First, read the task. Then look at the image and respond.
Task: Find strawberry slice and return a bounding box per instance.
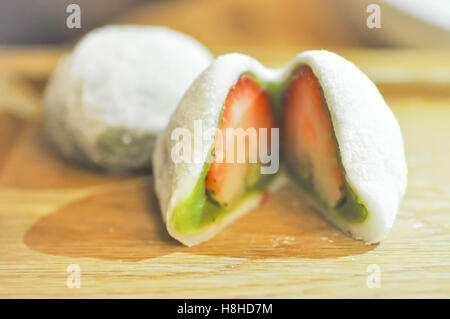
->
[283,66,345,208]
[206,76,276,207]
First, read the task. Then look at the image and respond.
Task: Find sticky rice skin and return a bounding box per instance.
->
[153,50,407,246]
[44,25,213,172]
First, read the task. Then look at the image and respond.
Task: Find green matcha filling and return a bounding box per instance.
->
[286,160,368,223]
[171,160,272,234]
[171,70,368,235]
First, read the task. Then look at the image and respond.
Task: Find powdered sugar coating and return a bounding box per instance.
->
[44,25,212,171]
[153,50,407,246]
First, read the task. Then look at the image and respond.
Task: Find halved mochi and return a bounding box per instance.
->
[153,54,281,246]
[282,51,407,243]
[153,50,407,246]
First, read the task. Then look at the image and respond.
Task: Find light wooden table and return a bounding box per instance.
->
[0,48,449,298]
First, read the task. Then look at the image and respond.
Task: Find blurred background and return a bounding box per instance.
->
[0,0,448,98]
[1,0,450,51]
[1,0,449,113]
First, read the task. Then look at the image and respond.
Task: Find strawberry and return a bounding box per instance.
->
[283,66,345,207]
[206,76,276,207]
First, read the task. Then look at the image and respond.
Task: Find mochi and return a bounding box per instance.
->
[44,25,213,171]
[153,50,407,246]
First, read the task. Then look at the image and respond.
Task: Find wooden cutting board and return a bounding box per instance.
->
[0,48,449,298]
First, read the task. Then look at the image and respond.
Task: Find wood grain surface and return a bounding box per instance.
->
[0,49,449,298]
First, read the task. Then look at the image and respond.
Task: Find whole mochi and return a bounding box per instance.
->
[44,25,213,172]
